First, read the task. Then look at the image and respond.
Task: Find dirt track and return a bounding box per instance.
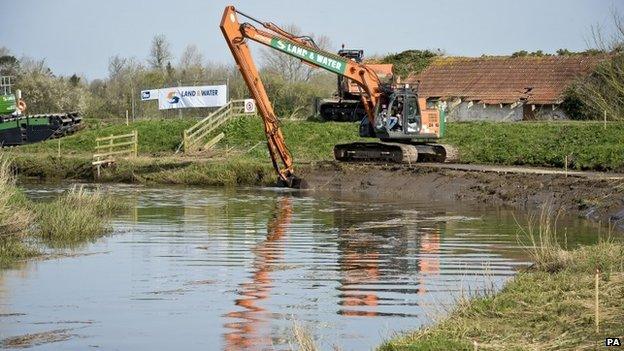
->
[300,162,624,229]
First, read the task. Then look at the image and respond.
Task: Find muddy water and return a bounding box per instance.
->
[0,185,602,350]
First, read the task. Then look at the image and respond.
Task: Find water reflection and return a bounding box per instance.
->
[334,207,445,318]
[0,185,606,350]
[224,196,292,350]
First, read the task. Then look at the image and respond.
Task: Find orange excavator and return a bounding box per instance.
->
[221,6,450,188]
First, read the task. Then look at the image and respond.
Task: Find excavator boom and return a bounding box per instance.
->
[220,6,387,187]
[220,6,450,188]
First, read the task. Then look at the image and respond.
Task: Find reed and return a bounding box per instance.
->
[379,207,624,351]
[34,186,127,247]
[290,320,318,351]
[0,157,38,266]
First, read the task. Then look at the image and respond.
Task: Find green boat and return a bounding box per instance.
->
[0,76,82,147]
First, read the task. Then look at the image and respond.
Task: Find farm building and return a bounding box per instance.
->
[407,56,605,121]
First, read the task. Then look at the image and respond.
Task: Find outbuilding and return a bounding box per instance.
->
[407,56,604,121]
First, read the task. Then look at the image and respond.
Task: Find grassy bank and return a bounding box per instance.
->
[0,159,37,266]
[6,118,624,185]
[447,121,624,171]
[380,215,624,351]
[34,187,127,247]
[0,158,126,267]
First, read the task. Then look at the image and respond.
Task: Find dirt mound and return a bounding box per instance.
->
[300,162,624,230]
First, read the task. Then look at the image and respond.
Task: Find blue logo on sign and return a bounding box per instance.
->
[166,91,180,104]
[142,91,151,99]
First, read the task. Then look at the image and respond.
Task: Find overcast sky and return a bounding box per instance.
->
[1,0,621,79]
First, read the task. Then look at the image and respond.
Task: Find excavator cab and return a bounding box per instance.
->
[371,87,422,140]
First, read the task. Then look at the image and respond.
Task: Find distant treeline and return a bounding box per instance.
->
[1,10,623,121]
[0,32,336,120]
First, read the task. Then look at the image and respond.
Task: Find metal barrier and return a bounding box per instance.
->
[92,130,138,177]
[181,99,255,153]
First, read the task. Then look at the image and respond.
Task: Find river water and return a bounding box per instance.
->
[0,184,602,350]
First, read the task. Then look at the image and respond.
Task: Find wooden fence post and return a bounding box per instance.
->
[134,130,138,157]
[595,268,600,333]
[183,130,188,153]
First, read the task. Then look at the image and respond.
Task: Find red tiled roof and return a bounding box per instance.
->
[406,56,605,104]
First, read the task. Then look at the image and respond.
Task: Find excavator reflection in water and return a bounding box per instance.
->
[335,208,442,317]
[223,197,443,348]
[223,196,292,350]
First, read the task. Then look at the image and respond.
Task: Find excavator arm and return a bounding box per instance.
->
[220,6,384,187]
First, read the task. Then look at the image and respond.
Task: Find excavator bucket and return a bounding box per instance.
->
[276,175,308,189]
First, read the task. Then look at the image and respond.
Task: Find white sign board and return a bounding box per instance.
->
[244,99,256,113]
[140,89,159,101]
[158,85,227,110]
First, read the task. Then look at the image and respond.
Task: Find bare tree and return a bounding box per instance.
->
[148,34,173,70]
[178,44,205,83]
[568,7,624,120]
[261,24,332,82]
[588,6,624,52]
[108,55,128,79]
[0,47,19,77]
[179,44,204,69]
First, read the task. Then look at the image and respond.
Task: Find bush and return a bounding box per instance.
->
[380,50,442,78]
[564,53,624,120]
[262,71,334,119]
[0,158,32,240]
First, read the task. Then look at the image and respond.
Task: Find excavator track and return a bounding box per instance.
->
[334,142,454,164]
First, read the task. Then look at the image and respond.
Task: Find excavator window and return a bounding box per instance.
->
[386,95,404,131]
[405,95,421,133]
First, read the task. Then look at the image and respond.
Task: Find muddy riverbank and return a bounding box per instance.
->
[300,162,624,229]
[12,152,624,230]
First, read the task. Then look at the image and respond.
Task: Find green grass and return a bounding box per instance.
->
[444,121,624,171]
[8,118,624,185]
[0,156,128,266]
[17,118,197,155]
[224,119,624,171]
[219,118,365,162]
[379,213,624,351]
[0,158,37,266]
[33,186,128,248]
[98,156,276,186]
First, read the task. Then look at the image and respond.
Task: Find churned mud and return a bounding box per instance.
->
[300,162,624,229]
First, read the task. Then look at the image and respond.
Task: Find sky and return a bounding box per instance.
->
[1,0,622,80]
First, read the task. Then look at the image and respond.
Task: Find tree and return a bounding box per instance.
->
[381,49,442,78]
[179,44,204,69]
[261,24,332,82]
[588,6,624,53]
[108,55,128,79]
[563,7,624,120]
[148,34,173,70]
[69,74,80,87]
[178,44,205,83]
[15,57,87,114]
[0,55,19,76]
